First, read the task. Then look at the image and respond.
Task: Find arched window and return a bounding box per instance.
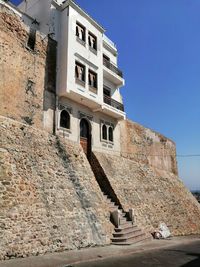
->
[108,126,113,142]
[60,110,70,129]
[102,124,107,140]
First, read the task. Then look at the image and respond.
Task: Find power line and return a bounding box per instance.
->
[122,151,200,158]
[177,154,200,158]
[99,147,200,158]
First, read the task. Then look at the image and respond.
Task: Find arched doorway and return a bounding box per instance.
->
[80,118,91,160]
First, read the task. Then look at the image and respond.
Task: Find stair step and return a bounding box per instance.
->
[114,224,137,232]
[112,234,152,245]
[113,229,143,239]
[111,231,145,242]
[114,223,138,232]
[113,227,141,236]
[120,217,127,223]
[119,221,133,227]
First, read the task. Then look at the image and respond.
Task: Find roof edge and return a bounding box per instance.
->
[60,0,105,33]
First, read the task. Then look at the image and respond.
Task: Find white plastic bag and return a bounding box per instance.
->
[159,222,171,238]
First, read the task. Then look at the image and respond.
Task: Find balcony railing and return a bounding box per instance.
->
[103,95,124,112]
[103,58,123,78]
[103,34,117,49]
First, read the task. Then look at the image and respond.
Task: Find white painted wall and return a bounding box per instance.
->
[104,78,123,103]
[57,97,121,155]
[18,0,124,110]
[18,0,52,35]
[17,0,126,152]
[57,5,104,106]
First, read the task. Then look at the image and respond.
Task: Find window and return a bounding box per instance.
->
[101,122,114,143]
[103,86,111,97]
[75,61,85,84]
[103,86,111,105]
[80,118,90,138]
[60,110,70,129]
[103,54,110,66]
[102,124,107,140]
[108,127,113,142]
[88,70,97,89]
[88,32,97,51]
[76,22,86,43]
[27,28,36,50]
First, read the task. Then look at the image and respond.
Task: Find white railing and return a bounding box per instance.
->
[103,34,116,49]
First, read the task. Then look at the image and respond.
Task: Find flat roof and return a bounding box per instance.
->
[59,0,105,33]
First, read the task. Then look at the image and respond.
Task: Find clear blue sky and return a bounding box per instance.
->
[12,0,200,191]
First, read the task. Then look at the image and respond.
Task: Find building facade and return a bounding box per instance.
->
[18,0,126,156]
[1,0,200,260]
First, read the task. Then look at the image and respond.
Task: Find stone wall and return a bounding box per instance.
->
[120,120,178,175]
[0,3,55,132]
[0,116,112,260]
[94,120,200,236]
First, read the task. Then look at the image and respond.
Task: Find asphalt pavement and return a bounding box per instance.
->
[75,240,200,267]
[0,236,200,267]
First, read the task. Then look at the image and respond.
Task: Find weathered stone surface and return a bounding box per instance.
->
[0,116,112,260]
[94,120,200,237]
[0,4,55,132]
[120,120,178,175]
[1,2,200,263]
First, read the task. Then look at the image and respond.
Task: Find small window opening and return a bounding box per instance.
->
[75,61,85,82]
[108,127,113,142]
[60,110,70,129]
[76,22,85,42]
[27,28,36,50]
[88,70,97,88]
[88,32,97,50]
[102,124,107,140]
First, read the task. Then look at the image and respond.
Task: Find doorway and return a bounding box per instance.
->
[80,118,91,160]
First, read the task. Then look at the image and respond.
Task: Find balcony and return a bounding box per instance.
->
[103,58,124,87]
[103,58,123,78]
[103,34,117,50]
[103,94,124,112]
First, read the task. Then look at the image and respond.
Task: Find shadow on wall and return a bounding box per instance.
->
[43,36,57,134]
[90,152,122,210]
[55,137,103,242]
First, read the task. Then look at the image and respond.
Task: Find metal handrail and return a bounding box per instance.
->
[103,58,123,78]
[103,94,124,112]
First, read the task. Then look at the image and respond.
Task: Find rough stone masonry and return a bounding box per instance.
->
[1,1,200,262]
[0,3,56,133]
[0,116,112,260]
[95,120,200,236]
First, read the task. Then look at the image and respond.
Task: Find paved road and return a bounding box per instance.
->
[74,241,200,267]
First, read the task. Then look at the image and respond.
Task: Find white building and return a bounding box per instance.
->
[18,0,126,157]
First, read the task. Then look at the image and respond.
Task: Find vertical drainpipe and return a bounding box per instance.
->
[25,0,28,13]
[54,3,61,136]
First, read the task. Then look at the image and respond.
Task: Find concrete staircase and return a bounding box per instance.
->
[104,193,152,245]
